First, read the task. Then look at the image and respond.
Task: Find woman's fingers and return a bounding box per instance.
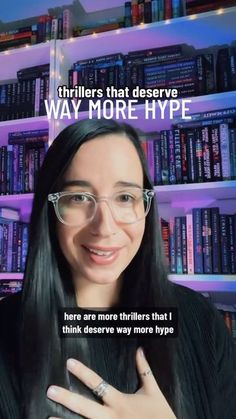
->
[66,358,122,406]
[136,347,158,394]
[47,386,108,419]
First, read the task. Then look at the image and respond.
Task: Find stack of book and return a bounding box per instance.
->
[0,280,22,300]
[0,25,37,52]
[161,207,236,275]
[0,129,48,195]
[186,0,236,15]
[0,207,29,273]
[124,0,186,27]
[141,108,236,185]
[0,64,49,121]
[68,42,236,105]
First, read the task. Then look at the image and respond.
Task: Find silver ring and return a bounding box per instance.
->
[92,380,109,399]
[141,369,153,377]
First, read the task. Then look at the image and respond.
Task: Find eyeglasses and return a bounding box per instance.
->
[48,188,155,227]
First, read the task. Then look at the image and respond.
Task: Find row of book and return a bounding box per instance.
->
[161,208,236,275]
[0,64,49,121]
[0,10,73,52]
[0,207,29,273]
[0,129,48,195]
[186,0,236,15]
[142,117,236,185]
[68,43,236,100]
[124,0,185,27]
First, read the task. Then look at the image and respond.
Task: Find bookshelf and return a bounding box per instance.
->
[0,5,236,303]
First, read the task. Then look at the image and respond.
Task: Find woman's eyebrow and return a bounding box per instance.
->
[61,180,92,188]
[115,181,142,189]
[61,180,142,189]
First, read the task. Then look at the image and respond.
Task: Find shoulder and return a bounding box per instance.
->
[172,283,236,353]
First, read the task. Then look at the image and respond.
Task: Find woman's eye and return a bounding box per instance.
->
[70,194,88,203]
[117,194,134,203]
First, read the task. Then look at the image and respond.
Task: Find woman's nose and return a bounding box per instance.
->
[89,200,119,236]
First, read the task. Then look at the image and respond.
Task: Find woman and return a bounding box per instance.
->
[0,118,235,419]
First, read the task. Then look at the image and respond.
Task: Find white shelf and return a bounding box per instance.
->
[0,273,23,280]
[58,6,236,57]
[155,181,236,203]
[0,41,54,81]
[169,275,236,292]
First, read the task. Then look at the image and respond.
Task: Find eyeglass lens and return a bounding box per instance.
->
[57,189,150,225]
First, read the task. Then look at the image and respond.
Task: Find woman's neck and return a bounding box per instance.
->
[73,277,122,309]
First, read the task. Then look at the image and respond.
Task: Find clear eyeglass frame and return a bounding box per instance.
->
[48,188,155,227]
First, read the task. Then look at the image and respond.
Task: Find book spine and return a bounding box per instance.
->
[144,0,152,23]
[151,0,159,22]
[1,223,8,272]
[7,222,13,272]
[161,218,170,266]
[220,123,231,180]
[186,129,197,183]
[202,208,213,274]
[124,1,132,27]
[168,130,176,184]
[180,129,188,183]
[228,215,236,274]
[201,126,212,182]
[147,140,155,182]
[6,145,13,194]
[186,214,194,274]
[160,130,169,184]
[131,0,139,25]
[138,0,144,23]
[169,218,176,273]
[12,221,18,272]
[220,215,230,274]
[216,48,231,92]
[63,9,72,39]
[229,127,236,179]
[211,125,222,181]
[153,139,162,185]
[16,223,23,272]
[51,18,58,40]
[181,216,187,273]
[192,208,203,274]
[175,216,183,274]
[159,0,165,20]
[211,207,221,274]
[173,128,182,183]
[21,223,29,272]
[195,128,204,183]
[165,0,172,20]
[172,0,183,18]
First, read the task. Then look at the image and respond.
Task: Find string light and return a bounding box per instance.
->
[189,14,197,20]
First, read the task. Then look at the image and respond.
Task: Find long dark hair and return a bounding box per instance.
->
[20,119,182,418]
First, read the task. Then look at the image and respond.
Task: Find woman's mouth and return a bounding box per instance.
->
[82,245,122,265]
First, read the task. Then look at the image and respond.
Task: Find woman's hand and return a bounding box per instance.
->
[47,347,176,419]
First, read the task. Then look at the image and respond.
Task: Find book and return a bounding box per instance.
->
[202,208,213,274]
[186,214,194,274]
[192,208,203,274]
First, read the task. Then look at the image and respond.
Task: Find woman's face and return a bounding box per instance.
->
[57,133,146,286]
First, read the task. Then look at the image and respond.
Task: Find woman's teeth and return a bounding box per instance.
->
[88,248,113,257]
